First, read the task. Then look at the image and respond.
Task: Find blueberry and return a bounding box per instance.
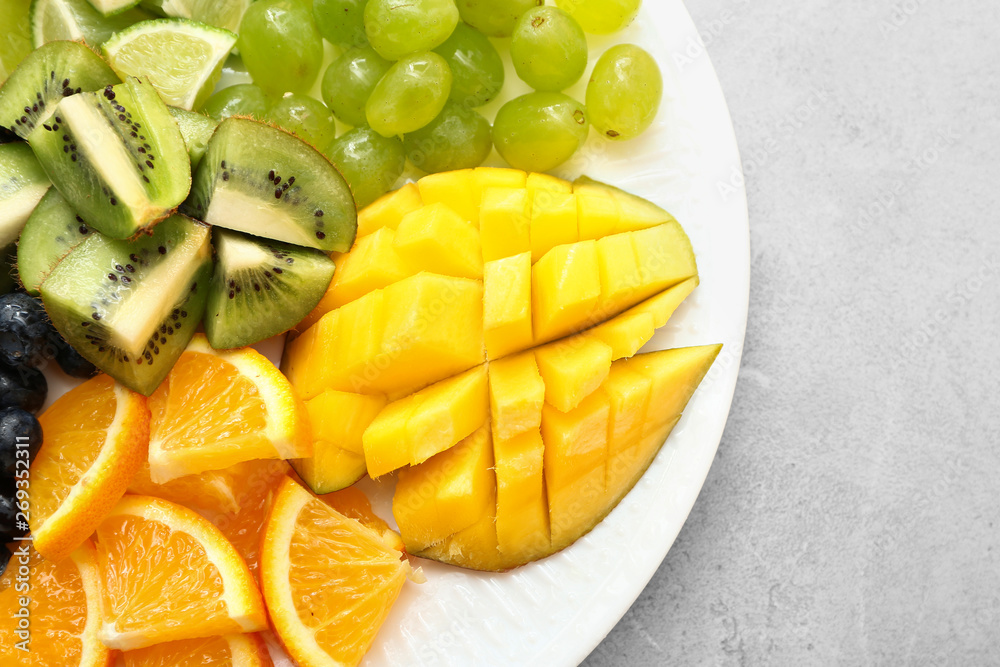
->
[50,335,98,379]
[0,293,56,369]
[0,364,47,413]
[0,492,28,540]
[0,407,42,480]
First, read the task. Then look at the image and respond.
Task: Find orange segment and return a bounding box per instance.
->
[122,633,273,667]
[30,374,150,562]
[147,334,312,484]
[94,495,267,651]
[262,477,410,667]
[0,541,111,667]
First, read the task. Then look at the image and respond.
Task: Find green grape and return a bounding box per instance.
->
[492,92,588,172]
[313,0,368,49]
[364,0,460,61]
[238,0,324,97]
[433,22,503,108]
[456,0,541,37]
[586,44,662,141]
[200,83,272,120]
[510,7,587,92]
[325,125,406,208]
[366,52,452,137]
[266,94,338,148]
[403,101,491,173]
[555,0,640,34]
[321,45,393,127]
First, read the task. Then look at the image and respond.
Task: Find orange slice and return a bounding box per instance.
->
[146,334,312,484]
[94,495,267,651]
[122,633,273,667]
[0,540,111,667]
[261,477,410,667]
[30,374,150,562]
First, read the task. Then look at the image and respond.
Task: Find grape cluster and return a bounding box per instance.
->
[215,0,661,208]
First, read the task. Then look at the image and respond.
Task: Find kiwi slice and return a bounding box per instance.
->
[0,142,51,247]
[0,40,119,139]
[184,117,356,253]
[17,187,93,295]
[27,76,191,239]
[168,106,218,170]
[204,228,335,349]
[40,214,213,395]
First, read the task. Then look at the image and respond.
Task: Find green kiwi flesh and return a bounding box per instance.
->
[205,228,335,349]
[168,106,218,170]
[0,142,51,247]
[183,117,356,253]
[27,76,191,239]
[0,40,119,139]
[40,214,213,395]
[17,187,94,295]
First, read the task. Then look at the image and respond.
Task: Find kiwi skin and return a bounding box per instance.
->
[204,228,335,350]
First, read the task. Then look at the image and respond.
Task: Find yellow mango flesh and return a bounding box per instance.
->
[488,352,545,442]
[530,191,578,262]
[356,182,422,238]
[418,170,478,226]
[363,365,488,477]
[394,203,483,279]
[294,389,387,494]
[494,429,550,564]
[283,273,484,400]
[531,240,602,343]
[284,171,718,571]
[480,187,531,262]
[534,337,613,413]
[483,252,533,360]
[394,425,494,552]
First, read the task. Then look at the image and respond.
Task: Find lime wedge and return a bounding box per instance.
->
[102,18,237,110]
[30,0,154,48]
[144,0,252,34]
[87,0,142,17]
[0,0,32,84]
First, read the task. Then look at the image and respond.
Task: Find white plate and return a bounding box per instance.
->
[46,1,749,664]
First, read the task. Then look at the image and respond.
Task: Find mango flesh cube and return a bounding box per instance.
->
[531,240,602,343]
[631,221,698,296]
[335,289,386,390]
[362,393,419,478]
[534,337,613,413]
[624,344,722,437]
[407,365,489,465]
[488,351,545,442]
[394,425,494,551]
[292,444,367,496]
[483,252,532,360]
[480,187,530,262]
[377,273,485,398]
[357,182,422,238]
[418,169,478,226]
[494,429,550,563]
[602,363,652,459]
[472,167,527,224]
[394,203,483,279]
[541,391,611,551]
[573,177,675,232]
[585,310,656,360]
[323,227,412,310]
[282,309,339,400]
[417,498,509,572]
[530,191,578,262]
[577,192,620,241]
[595,231,645,317]
[305,389,388,457]
[527,172,572,195]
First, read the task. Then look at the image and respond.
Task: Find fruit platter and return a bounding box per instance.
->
[0,0,748,665]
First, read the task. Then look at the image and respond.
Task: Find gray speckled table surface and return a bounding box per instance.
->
[585,1,1000,664]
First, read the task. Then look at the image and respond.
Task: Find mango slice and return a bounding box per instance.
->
[483,252,533,360]
[534,337,612,413]
[488,352,545,442]
[356,182,422,238]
